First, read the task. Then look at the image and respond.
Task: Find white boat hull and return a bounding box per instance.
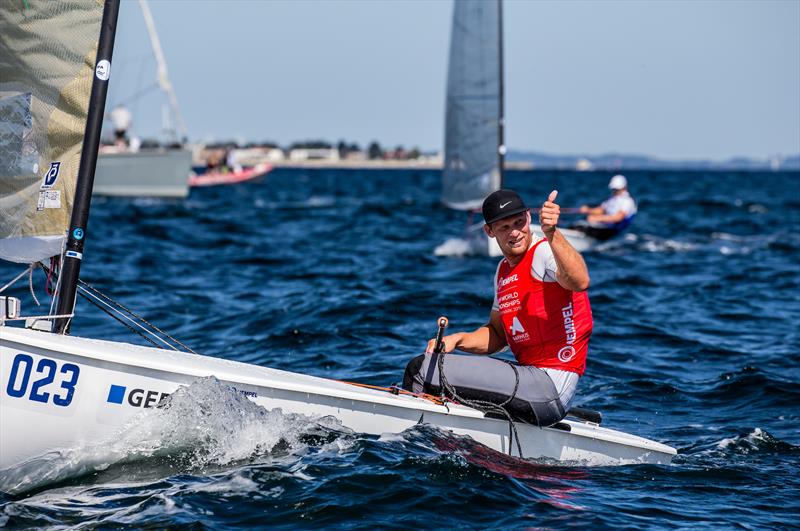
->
[455,223,598,257]
[94,149,192,198]
[530,225,598,253]
[0,327,675,485]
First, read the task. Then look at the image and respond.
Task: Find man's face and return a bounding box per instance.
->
[484,210,531,259]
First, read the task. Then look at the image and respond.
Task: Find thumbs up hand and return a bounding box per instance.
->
[539,190,560,238]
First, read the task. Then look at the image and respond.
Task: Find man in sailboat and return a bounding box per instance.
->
[403,189,592,427]
[575,174,637,239]
[109,104,132,149]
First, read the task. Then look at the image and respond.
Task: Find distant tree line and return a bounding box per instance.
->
[204,138,429,160]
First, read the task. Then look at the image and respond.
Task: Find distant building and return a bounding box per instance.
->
[575,158,594,171]
[231,146,285,166]
[419,152,443,165]
[344,151,367,161]
[289,147,340,161]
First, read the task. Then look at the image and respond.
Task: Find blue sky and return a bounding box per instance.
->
[108,0,800,160]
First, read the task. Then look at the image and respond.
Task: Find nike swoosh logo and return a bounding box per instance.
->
[499,201,512,208]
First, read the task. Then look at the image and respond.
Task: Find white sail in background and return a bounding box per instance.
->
[0,1,104,263]
[138,0,187,143]
[441,0,503,211]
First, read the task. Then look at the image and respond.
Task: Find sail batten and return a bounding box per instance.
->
[0,1,105,264]
[442,0,503,211]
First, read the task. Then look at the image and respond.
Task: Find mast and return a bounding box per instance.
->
[497,0,505,188]
[54,0,121,334]
[139,0,188,143]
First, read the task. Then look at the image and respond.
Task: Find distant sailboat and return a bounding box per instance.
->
[435,0,598,256]
[441,0,504,212]
[93,0,192,198]
[435,0,504,256]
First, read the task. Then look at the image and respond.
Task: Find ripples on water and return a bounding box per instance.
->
[1,169,798,528]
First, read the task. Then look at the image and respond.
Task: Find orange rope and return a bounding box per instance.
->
[337,380,449,406]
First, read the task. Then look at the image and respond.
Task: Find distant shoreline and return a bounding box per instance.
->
[266,159,799,172]
[269,159,534,170]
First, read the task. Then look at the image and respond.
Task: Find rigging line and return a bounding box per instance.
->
[4,313,73,322]
[48,238,69,316]
[41,260,198,355]
[45,258,55,296]
[0,265,33,294]
[45,259,61,316]
[28,265,40,307]
[76,285,181,351]
[76,290,163,350]
[116,81,159,107]
[76,278,199,355]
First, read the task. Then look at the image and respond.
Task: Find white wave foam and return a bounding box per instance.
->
[638,236,698,253]
[434,238,474,257]
[716,427,768,451]
[190,470,260,495]
[0,377,345,494]
[710,232,778,255]
[254,196,336,210]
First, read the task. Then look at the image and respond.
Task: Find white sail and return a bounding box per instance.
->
[0,1,104,263]
[442,0,503,210]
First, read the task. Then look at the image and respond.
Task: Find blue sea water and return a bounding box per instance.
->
[1,168,799,528]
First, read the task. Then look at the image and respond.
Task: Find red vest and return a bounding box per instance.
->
[495,239,593,375]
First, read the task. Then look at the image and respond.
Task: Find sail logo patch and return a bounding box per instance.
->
[41,162,61,189]
[96,60,111,81]
[36,190,61,211]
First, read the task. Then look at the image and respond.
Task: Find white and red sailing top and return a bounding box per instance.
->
[601,190,637,219]
[492,238,593,375]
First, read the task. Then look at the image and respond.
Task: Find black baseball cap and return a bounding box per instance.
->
[482,189,529,225]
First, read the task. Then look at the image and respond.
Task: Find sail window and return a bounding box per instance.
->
[0,92,38,178]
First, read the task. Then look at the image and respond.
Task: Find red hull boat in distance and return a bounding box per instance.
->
[188,163,272,187]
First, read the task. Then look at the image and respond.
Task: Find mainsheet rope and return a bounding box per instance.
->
[432,317,526,457]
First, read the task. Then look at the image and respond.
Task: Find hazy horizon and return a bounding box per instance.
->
[108,0,800,161]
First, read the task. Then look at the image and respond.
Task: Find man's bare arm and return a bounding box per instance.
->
[549,229,591,292]
[540,190,591,292]
[587,210,627,224]
[425,311,507,354]
[579,205,605,215]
